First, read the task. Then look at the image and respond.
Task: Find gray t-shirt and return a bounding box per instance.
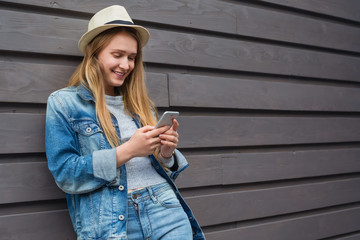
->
[105,95,173,190]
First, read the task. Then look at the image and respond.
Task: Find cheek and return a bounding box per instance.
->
[99,56,117,70]
[129,62,135,71]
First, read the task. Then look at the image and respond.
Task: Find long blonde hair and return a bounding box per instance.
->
[69,27,158,148]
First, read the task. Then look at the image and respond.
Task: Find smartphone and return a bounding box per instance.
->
[154,111,179,129]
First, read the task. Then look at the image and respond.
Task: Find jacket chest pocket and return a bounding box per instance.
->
[74,120,106,155]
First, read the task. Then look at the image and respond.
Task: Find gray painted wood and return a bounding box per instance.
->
[2,0,237,35]
[0,113,45,154]
[0,60,169,107]
[1,0,360,238]
[1,148,359,204]
[2,9,360,81]
[169,73,360,110]
[176,148,360,188]
[188,177,360,226]
[177,116,360,148]
[1,205,359,239]
[0,162,64,204]
[5,0,360,53]
[205,206,360,240]
[2,175,359,231]
[2,114,359,153]
[235,4,360,53]
[258,0,360,22]
[335,233,360,240]
[0,210,76,240]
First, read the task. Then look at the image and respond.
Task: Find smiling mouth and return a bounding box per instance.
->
[113,71,126,78]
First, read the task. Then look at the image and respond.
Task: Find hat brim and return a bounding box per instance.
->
[78,24,150,54]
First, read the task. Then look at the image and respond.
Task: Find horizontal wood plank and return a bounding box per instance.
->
[0,60,168,107]
[177,116,360,148]
[177,148,360,188]
[1,204,359,240]
[0,113,45,154]
[1,9,360,81]
[257,0,360,22]
[235,4,360,53]
[146,30,360,81]
[188,177,360,226]
[221,148,360,185]
[0,162,64,204]
[0,210,76,240]
[169,73,360,111]
[1,1,360,239]
[336,233,360,240]
[1,114,360,153]
[2,177,360,233]
[2,148,359,204]
[205,206,360,240]
[0,0,237,35]
[3,0,360,53]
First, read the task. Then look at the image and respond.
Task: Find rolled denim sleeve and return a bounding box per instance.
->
[167,149,189,181]
[45,93,117,194]
[93,148,117,181]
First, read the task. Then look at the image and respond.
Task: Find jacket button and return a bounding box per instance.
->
[118,215,125,221]
[86,127,92,133]
[118,185,124,191]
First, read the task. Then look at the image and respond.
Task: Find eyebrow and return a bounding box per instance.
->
[110,49,137,55]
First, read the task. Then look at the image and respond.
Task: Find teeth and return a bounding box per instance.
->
[114,71,125,76]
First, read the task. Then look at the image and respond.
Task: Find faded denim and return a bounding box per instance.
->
[45,85,205,240]
[127,182,193,240]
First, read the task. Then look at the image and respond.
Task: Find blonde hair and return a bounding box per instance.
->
[69,27,158,148]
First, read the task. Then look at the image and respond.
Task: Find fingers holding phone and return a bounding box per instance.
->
[159,118,180,158]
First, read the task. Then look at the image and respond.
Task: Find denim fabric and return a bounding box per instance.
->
[45,85,205,240]
[127,182,193,240]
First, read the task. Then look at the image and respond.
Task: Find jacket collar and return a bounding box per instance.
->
[77,84,95,102]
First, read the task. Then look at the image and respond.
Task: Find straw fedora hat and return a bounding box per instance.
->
[78,5,150,54]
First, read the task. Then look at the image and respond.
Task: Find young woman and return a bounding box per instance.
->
[45,5,205,240]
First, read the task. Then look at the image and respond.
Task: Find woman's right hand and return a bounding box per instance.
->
[115,125,169,167]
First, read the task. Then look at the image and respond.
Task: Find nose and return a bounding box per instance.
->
[119,57,130,71]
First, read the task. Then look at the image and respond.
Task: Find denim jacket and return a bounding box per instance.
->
[45,85,205,240]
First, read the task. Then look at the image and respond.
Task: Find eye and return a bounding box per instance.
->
[128,56,136,61]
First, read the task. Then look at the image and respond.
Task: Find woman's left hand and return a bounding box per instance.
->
[159,118,179,158]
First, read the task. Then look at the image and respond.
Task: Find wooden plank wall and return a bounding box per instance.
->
[0,0,360,239]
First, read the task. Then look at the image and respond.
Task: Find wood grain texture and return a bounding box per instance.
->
[1,148,359,204]
[4,0,360,53]
[0,210,76,240]
[169,73,360,111]
[0,113,45,154]
[176,148,360,188]
[0,162,64,204]
[1,205,359,240]
[336,233,360,240]
[1,1,360,238]
[1,9,360,81]
[235,4,360,53]
[257,0,360,22]
[188,177,360,226]
[146,29,360,81]
[0,60,169,106]
[2,175,359,232]
[177,116,360,148]
[1,114,359,153]
[205,206,360,240]
[0,0,237,34]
